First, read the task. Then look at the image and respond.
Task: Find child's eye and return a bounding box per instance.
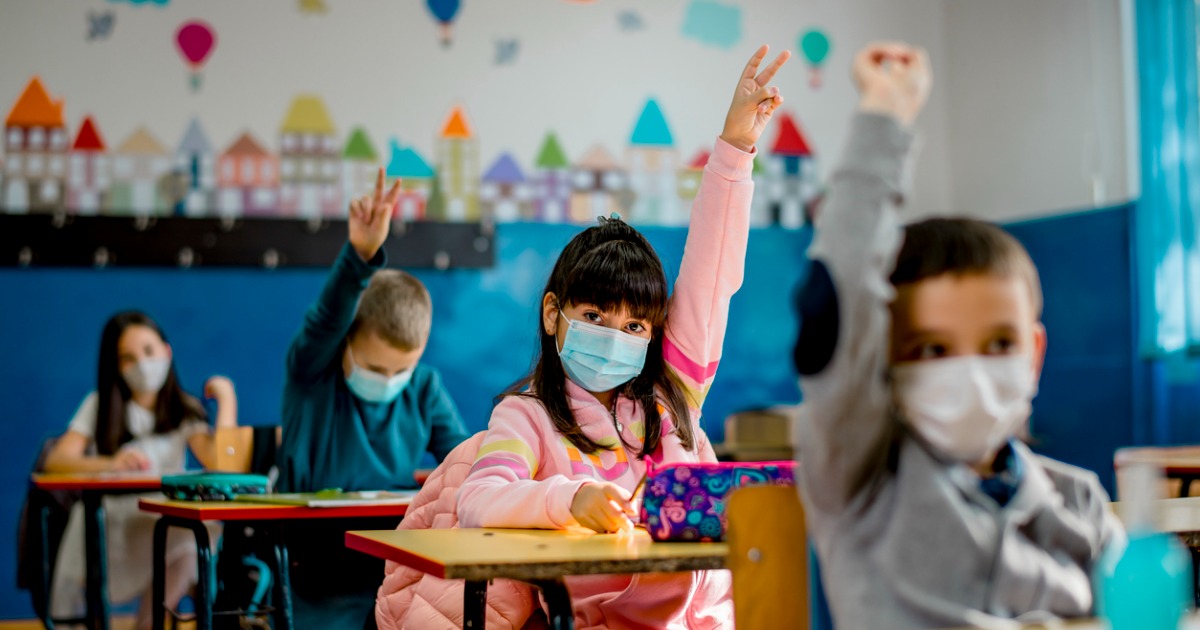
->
[584,311,603,323]
[626,322,647,334]
[986,337,1017,354]
[915,343,947,360]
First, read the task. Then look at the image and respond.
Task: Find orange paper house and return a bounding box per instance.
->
[4,76,68,212]
[433,106,479,221]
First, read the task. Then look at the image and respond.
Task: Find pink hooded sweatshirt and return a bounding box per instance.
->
[456,137,754,630]
[375,431,544,629]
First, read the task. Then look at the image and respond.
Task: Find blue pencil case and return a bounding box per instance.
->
[161,472,269,502]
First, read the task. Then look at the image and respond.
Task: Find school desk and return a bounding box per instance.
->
[138,498,411,630]
[31,473,162,630]
[345,527,729,630]
[1114,445,1200,496]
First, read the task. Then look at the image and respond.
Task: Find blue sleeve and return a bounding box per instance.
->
[285,243,387,384]
[421,368,471,463]
[794,260,840,376]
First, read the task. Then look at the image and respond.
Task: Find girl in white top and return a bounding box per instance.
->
[44,310,237,630]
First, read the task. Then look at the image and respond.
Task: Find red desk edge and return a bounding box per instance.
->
[32,474,162,491]
[344,531,446,579]
[138,498,409,521]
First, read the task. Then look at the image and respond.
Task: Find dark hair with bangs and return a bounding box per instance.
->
[96,311,206,455]
[891,217,1043,316]
[502,216,696,456]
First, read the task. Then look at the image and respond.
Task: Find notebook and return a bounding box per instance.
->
[232,489,417,507]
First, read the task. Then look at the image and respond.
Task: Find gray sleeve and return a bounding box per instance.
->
[795,113,914,515]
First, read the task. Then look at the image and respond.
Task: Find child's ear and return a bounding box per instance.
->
[542,293,560,336]
[1031,322,1048,380]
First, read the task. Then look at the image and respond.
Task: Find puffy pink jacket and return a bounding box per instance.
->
[375,432,542,629]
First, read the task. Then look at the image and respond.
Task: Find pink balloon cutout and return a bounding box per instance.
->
[175,21,216,68]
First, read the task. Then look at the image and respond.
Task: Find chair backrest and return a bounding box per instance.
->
[213,426,282,473]
[726,484,808,630]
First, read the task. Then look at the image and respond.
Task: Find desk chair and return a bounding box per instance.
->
[726,484,808,630]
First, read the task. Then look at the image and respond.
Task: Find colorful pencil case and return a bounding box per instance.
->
[161,472,270,502]
[637,461,796,542]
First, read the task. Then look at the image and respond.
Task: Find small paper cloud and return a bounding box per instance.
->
[681,0,741,49]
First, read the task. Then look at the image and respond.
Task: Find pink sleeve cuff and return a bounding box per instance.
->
[707,137,756,181]
[547,478,592,528]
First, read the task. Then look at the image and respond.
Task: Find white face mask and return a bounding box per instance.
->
[121,357,171,395]
[891,355,1037,463]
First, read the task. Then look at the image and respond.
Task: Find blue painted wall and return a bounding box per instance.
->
[0,223,810,618]
[3,205,1185,618]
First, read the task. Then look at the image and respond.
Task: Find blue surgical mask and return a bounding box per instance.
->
[557,313,650,392]
[344,347,414,404]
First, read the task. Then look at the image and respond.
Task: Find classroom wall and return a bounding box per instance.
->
[0,0,1157,621]
[941,0,1136,222]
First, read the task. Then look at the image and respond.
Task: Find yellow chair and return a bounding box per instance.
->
[726,484,809,630]
[212,426,281,473]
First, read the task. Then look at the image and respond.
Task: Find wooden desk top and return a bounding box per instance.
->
[32,472,162,491]
[138,497,409,521]
[1115,445,1200,475]
[345,528,728,582]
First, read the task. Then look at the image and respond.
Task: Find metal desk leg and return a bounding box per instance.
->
[463,580,488,629]
[82,491,110,630]
[270,526,295,630]
[152,517,169,630]
[153,517,214,630]
[532,579,574,630]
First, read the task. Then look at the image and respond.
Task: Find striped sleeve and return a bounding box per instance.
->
[457,397,589,530]
[663,137,754,411]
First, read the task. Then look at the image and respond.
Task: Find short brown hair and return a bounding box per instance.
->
[349,270,432,350]
[890,217,1043,317]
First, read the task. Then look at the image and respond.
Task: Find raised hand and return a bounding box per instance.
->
[853,42,932,127]
[571,481,636,533]
[721,45,791,153]
[349,167,402,262]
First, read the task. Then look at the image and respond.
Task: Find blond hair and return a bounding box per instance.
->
[349,270,432,350]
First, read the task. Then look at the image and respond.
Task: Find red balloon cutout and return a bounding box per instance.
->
[175,20,216,90]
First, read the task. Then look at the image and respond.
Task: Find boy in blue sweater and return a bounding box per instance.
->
[279,168,470,628]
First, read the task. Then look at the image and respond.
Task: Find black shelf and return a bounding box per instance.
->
[0,214,495,269]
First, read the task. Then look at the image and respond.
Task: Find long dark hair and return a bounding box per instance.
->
[95,311,206,455]
[502,216,696,456]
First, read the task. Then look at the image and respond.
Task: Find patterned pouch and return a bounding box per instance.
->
[636,461,795,542]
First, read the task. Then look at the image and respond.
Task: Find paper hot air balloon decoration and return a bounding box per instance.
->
[426,0,461,47]
[175,20,216,91]
[799,29,831,89]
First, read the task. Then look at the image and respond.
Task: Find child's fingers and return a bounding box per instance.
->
[373,167,386,205]
[385,178,403,207]
[349,198,363,221]
[739,44,769,81]
[754,50,791,87]
[602,484,634,514]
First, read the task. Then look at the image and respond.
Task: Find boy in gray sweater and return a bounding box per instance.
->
[793,42,1125,628]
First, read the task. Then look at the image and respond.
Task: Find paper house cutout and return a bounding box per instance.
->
[676,148,709,201]
[570,144,628,222]
[217,132,278,217]
[108,127,172,216]
[433,106,479,221]
[68,116,109,214]
[279,95,341,218]
[172,118,215,216]
[481,152,529,222]
[532,131,570,223]
[4,76,68,212]
[627,98,680,224]
[387,140,436,221]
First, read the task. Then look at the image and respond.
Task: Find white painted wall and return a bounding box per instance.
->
[940,0,1136,222]
[0,0,952,217]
